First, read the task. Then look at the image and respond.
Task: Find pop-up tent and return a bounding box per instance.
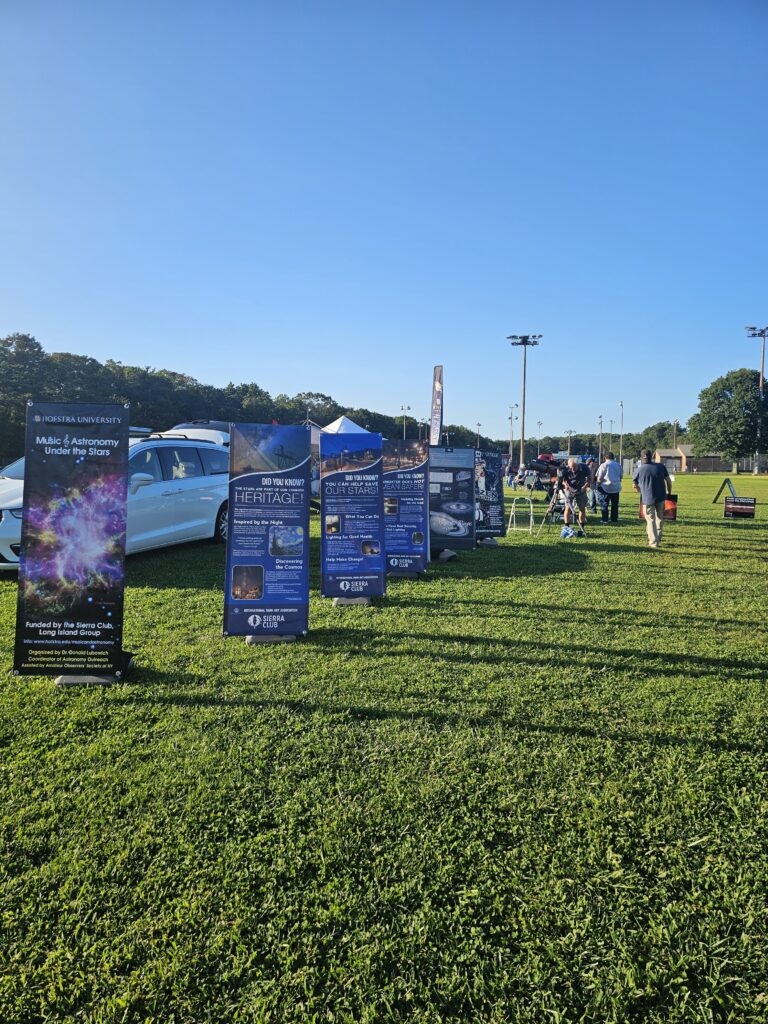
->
[322,415,369,434]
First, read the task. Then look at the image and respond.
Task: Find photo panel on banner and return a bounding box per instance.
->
[223,424,311,638]
[13,401,130,677]
[428,446,477,550]
[382,439,429,575]
[320,432,386,598]
[475,448,507,539]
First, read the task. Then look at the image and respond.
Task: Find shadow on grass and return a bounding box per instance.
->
[110,685,768,756]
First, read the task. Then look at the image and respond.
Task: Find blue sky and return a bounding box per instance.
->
[1,0,766,438]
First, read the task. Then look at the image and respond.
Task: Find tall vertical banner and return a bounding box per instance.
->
[429,365,444,447]
[475,448,507,539]
[224,424,311,638]
[320,432,386,598]
[382,440,429,575]
[428,446,477,550]
[14,401,129,677]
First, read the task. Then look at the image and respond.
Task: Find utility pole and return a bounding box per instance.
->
[598,415,603,462]
[672,418,678,449]
[618,401,624,467]
[746,326,767,472]
[537,420,543,456]
[508,334,542,468]
[508,404,518,460]
[608,419,614,451]
[476,422,481,447]
[400,404,411,441]
[565,429,575,454]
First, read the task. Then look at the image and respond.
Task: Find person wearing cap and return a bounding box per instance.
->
[632,449,672,548]
[595,451,623,523]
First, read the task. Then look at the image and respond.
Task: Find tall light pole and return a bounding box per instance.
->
[672,418,679,449]
[537,420,543,456]
[618,401,624,466]
[476,422,481,447]
[508,334,542,467]
[746,326,767,472]
[508,404,518,460]
[598,415,603,462]
[608,419,614,451]
[565,429,576,454]
[400,404,411,441]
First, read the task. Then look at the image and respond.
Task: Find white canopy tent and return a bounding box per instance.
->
[322,415,370,434]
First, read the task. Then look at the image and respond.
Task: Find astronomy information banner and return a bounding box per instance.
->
[224,424,311,638]
[382,440,429,575]
[428,446,477,551]
[475,448,507,539]
[320,432,386,598]
[14,401,129,677]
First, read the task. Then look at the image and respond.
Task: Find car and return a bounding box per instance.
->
[0,435,230,570]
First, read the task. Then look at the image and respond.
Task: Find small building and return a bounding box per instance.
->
[653,445,731,473]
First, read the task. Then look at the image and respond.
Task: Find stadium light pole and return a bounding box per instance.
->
[508,404,518,460]
[746,326,767,472]
[618,401,624,466]
[565,429,576,454]
[400,404,411,440]
[672,418,679,449]
[508,334,542,467]
[476,422,481,447]
[608,418,614,451]
[537,420,543,456]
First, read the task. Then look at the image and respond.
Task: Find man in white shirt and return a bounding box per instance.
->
[595,451,623,523]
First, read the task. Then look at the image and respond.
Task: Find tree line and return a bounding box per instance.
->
[1,334,763,465]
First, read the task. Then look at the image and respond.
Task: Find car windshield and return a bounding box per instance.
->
[0,457,25,479]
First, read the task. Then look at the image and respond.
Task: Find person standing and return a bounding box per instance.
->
[562,457,590,536]
[596,451,623,523]
[586,457,598,512]
[632,449,672,548]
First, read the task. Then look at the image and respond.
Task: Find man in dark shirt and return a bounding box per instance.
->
[562,457,590,536]
[632,449,672,548]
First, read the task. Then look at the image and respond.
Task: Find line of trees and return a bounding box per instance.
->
[0,334,488,461]
[3,334,762,466]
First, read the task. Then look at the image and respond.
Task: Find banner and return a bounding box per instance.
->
[382,439,429,574]
[224,424,311,638]
[14,401,129,677]
[639,493,678,522]
[475,448,507,538]
[429,365,444,446]
[724,496,756,519]
[320,432,386,598]
[428,446,477,550]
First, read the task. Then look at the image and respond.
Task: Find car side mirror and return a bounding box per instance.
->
[130,472,155,494]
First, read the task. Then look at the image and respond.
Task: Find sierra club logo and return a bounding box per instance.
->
[247,614,262,628]
[339,581,352,592]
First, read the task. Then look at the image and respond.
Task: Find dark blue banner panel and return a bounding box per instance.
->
[475,448,507,538]
[320,432,386,598]
[224,424,311,638]
[14,401,129,676]
[382,440,429,575]
[428,446,477,551]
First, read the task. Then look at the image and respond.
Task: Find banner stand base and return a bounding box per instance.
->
[55,651,134,688]
[245,634,297,645]
[388,571,420,579]
[435,549,458,562]
[332,597,371,607]
[477,537,499,547]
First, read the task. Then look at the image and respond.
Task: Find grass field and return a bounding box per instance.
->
[1,475,767,1023]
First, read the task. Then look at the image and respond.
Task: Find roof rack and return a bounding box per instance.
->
[138,432,219,445]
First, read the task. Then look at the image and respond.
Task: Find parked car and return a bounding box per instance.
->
[0,435,230,570]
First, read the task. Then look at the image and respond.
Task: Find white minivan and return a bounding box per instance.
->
[0,435,230,570]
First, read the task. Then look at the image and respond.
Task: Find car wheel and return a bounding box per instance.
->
[213,502,228,543]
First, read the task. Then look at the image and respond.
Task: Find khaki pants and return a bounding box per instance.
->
[643,500,666,547]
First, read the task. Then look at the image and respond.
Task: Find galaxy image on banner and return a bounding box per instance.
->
[14,402,129,676]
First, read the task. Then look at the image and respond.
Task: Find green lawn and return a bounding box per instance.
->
[1,475,767,1023]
